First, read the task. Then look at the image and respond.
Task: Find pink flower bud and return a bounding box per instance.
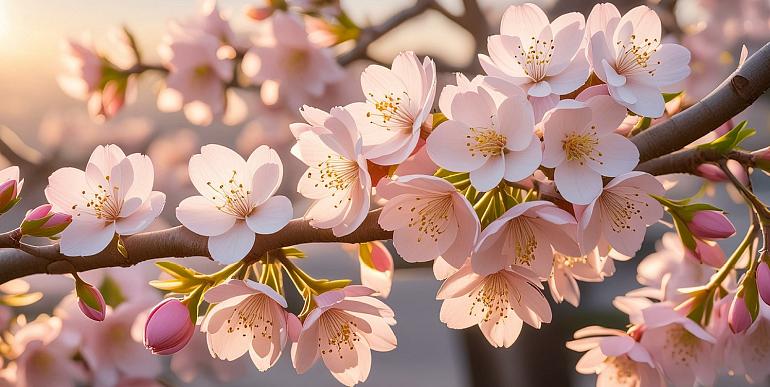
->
[246,6,274,21]
[20,204,72,237]
[728,294,752,334]
[684,238,726,268]
[695,164,727,182]
[688,210,736,240]
[0,179,19,214]
[757,262,770,306]
[75,280,106,321]
[144,298,194,355]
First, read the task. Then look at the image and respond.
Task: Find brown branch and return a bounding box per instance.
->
[337,0,437,66]
[636,148,754,175]
[0,209,391,284]
[632,41,770,163]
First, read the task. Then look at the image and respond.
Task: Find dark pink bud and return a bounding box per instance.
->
[728,294,752,334]
[757,262,770,306]
[144,299,194,355]
[0,179,19,213]
[76,280,106,321]
[21,204,72,237]
[688,211,736,240]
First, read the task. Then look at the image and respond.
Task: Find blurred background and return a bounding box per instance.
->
[0,0,769,386]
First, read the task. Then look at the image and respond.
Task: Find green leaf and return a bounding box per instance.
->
[116,238,128,258]
[155,261,197,280]
[742,277,760,321]
[99,275,126,308]
[148,279,199,293]
[697,120,755,154]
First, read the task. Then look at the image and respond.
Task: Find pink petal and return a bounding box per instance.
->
[207,221,255,264]
[176,195,235,237]
[246,196,293,234]
[554,161,603,205]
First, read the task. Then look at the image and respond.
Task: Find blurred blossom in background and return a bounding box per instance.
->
[0,0,768,386]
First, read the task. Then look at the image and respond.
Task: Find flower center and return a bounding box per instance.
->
[401,194,453,243]
[503,218,538,267]
[614,34,661,76]
[287,49,308,71]
[365,91,414,132]
[553,253,588,270]
[605,355,639,385]
[599,189,647,233]
[307,155,360,208]
[466,128,507,158]
[226,295,274,340]
[562,129,600,163]
[206,170,254,218]
[664,325,699,366]
[318,310,361,358]
[470,273,512,323]
[75,175,122,221]
[515,37,555,81]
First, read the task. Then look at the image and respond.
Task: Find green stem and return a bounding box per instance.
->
[709,224,756,290]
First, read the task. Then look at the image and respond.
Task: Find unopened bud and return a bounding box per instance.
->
[757,261,770,306]
[688,210,735,240]
[20,204,72,237]
[728,294,752,334]
[75,278,106,321]
[144,298,195,355]
[0,179,19,214]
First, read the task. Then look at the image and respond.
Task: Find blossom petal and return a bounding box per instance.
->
[207,221,255,264]
[554,161,602,205]
[176,195,235,237]
[246,195,292,234]
[60,219,116,257]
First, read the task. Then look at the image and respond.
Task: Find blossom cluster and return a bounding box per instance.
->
[1,1,766,387]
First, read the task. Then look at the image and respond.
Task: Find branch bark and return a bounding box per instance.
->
[635,149,754,175]
[632,42,770,163]
[0,209,391,284]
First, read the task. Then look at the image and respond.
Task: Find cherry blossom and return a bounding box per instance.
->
[567,326,665,387]
[292,286,397,386]
[158,26,234,126]
[548,250,609,307]
[437,261,551,348]
[639,303,718,386]
[576,172,665,256]
[473,200,581,278]
[45,144,166,256]
[636,233,715,302]
[8,315,86,387]
[348,51,436,165]
[376,175,479,268]
[541,95,639,204]
[586,4,691,117]
[176,144,292,264]
[426,81,540,191]
[293,105,371,237]
[480,3,590,121]
[242,12,344,107]
[201,280,300,371]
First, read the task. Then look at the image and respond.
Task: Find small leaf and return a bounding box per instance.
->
[117,238,128,258]
[697,120,755,154]
[148,279,199,293]
[155,261,197,280]
[281,247,306,259]
[742,277,760,321]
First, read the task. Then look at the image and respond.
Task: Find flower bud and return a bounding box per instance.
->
[246,6,274,21]
[75,278,106,321]
[0,179,19,214]
[695,164,727,182]
[728,294,752,334]
[144,298,194,355]
[752,146,770,174]
[684,238,726,268]
[757,261,770,306]
[688,210,736,240]
[20,204,72,237]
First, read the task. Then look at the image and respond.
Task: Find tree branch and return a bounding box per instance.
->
[0,209,391,284]
[636,148,754,175]
[632,42,770,163]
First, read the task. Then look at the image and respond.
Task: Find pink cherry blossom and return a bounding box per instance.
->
[357,241,394,298]
[586,4,691,117]
[178,0,237,47]
[541,96,639,204]
[242,12,344,108]
[728,303,770,383]
[292,286,397,386]
[293,105,371,237]
[479,3,590,121]
[473,200,581,278]
[426,82,540,191]
[9,315,86,387]
[567,325,665,387]
[639,303,717,386]
[176,144,292,264]
[45,144,166,257]
[158,26,234,126]
[55,296,162,387]
[637,233,716,302]
[347,51,436,165]
[201,280,299,371]
[549,250,609,307]
[376,175,479,268]
[437,261,551,348]
[576,172,664,256]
